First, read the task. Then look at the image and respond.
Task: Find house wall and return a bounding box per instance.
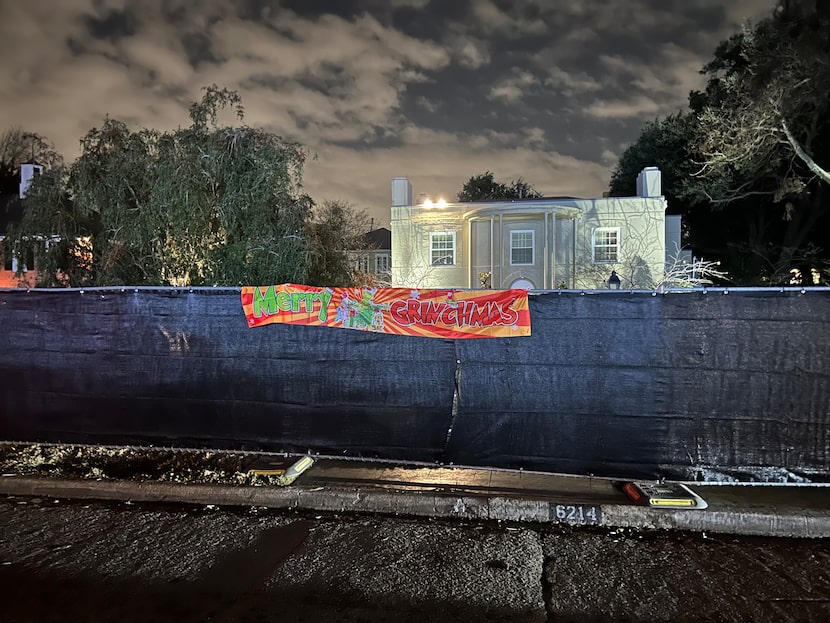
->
[495,216,545,289]
[353,249,392,285]
[392,194,668,290]
[470,215,577,289]
[470,220,492,287]
[0,269,37,288]
[573,196,668,290]
[391,205,468,288]
[0,248,38,288]
[554,218,576,288]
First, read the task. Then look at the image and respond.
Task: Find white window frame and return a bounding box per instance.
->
[510,230,534,266]
[592,227,620,264]
[375,254,390,273]
[430,232,456,266]
[355,255,370,274]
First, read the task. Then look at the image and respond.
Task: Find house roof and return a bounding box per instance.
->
[363,227,391,250]
[457,198,584,220]
[465,195,581,202]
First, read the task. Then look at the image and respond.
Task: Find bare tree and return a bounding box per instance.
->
[693,6,830,204]
[658,244,729,289]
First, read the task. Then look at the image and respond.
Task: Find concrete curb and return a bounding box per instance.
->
[2,476,829,538]
[601,504,830,539]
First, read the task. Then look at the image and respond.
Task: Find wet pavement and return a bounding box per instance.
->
[1,496,829,622]
[0,497,546,622]
[2,444,830,620]
[4,452,829,537]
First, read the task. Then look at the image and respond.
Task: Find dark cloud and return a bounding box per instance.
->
[181,33,217,68]
[0,0,775,227]
[84,8,136,41]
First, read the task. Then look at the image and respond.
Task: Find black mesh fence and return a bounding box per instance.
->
[1,287,828,481]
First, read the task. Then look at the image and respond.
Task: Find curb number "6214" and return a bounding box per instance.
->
[554,504,601,525]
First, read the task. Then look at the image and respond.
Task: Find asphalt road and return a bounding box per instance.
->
[1,496,829,622]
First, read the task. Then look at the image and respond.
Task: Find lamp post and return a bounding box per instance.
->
[608,270,621,289]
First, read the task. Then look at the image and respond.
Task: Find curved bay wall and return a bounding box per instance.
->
[1,287,828,481]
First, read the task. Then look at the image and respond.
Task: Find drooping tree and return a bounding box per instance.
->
[14,86,365,287]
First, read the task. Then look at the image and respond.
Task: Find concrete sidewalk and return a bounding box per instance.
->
[2,457,829,538]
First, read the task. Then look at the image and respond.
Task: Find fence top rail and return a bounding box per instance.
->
[1,285,829,296]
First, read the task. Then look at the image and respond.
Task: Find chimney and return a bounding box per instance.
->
[392,177,413,207]
[636,166,662,198]
[19,162,44,199]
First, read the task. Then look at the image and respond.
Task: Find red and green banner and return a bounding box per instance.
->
[241,284,531,339]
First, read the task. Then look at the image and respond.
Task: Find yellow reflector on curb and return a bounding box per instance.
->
[247,455,315,482]
[621,481,707,509]
[649,497,696,507]
[286,455,314,478]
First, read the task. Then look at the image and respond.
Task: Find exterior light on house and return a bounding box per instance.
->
[608,270,621,289]
[436,198,447,208]
[423,198,433,208]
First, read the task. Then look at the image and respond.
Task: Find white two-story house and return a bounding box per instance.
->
[390,167,680,290]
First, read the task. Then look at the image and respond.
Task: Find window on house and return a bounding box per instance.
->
[355,255,370,274]
[593,227,620,263]
[24,246,34,271]
[2,242,38,271]
[375,254,390,273]
[430,232,455,265]
[510,230,534,265]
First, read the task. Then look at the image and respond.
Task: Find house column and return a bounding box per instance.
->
[544,212,549,288]
[572,217,577,286]
[489,217,494,288]
[498,214,503,287]
[551,212,557,289]
[468,219,474,288]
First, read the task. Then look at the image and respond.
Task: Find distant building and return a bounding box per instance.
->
[1,162,44,287]
[353,226,392,285]
[19,162,43,199]
[390,168,679,290]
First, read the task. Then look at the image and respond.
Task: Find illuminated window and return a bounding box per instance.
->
[430,232,456,265]
[510,230,534,265]
[592,227,620,263]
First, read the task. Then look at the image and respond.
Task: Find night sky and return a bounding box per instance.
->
[0,0,773,227]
